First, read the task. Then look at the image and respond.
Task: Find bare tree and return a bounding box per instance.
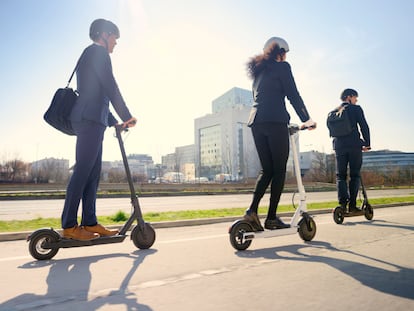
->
[31,158,69,183]
[108,168,126,183]
[302,151,331,183]
[5,159,28,182]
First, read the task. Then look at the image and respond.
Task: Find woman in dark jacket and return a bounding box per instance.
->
[332,88,370,212]
[244,37,316,230]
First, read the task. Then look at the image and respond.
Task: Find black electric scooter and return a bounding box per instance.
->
[332,178,373,224]
[228,124,317,251]
[27,124,156,260]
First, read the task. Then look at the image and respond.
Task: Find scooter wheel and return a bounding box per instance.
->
[131,223,156,249]
[229,221,253,251]
[333,206,344,224]
[364,203,374,220]
[298,217,317,241]
[28,229,60,260]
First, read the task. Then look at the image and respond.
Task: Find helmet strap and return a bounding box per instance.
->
[99,32,110,52]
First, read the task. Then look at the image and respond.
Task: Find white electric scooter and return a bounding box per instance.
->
[229,124,317,251]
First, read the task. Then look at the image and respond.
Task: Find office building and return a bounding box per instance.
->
[363,150,414,172]
[194,87,260,180]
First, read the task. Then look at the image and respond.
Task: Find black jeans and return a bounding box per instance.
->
[249,123,289,218]
[335,148,362,208]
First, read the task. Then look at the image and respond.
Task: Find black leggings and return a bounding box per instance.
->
[249,123,289,219]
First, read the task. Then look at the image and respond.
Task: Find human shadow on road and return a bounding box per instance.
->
[343,219,414,231]
[1,249,156,311]
[86,249,157,310]
[236,241,414,300]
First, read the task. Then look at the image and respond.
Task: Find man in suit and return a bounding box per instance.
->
[332,88,370,213]
[62,19,137,240]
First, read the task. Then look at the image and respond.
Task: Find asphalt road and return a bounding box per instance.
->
[0,205,413,311]
[0,188,413,221]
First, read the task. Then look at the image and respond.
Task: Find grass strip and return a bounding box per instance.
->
[0,196,413,233]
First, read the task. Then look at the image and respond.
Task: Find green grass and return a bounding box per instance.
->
[0,196,413,233]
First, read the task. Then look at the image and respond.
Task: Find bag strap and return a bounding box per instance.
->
[334,103,348,112]
[66,65,78,88]
[66,49,86,87]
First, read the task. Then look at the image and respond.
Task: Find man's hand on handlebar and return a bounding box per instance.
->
[122,117,137,128]
[301,119,317,130]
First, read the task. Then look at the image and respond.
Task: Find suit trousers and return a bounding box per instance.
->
[61,121,106,229]
[335,148,362,207]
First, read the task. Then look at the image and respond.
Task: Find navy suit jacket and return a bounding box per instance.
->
[70,44,132,126]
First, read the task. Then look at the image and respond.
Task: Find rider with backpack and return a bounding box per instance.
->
[328,88,370,213]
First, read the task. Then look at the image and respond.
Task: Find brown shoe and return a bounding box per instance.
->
[63,225,100,241]
[84,224,119,236]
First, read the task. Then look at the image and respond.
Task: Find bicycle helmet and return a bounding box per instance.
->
[263,37,289,53]
[340,88,358,100]
[89,19,120,41]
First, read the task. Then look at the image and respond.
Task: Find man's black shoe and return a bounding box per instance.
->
[264,217,290,230]
[348,206,360,213]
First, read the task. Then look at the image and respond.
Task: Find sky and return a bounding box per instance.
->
[1,0,413,166]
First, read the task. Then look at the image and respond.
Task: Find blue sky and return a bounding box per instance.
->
[1,0,413,165]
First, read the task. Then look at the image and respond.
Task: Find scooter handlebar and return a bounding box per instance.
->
[115,118,137,132]
[114,124,132,136]
[301,124,317,130]
[288,123,316,135]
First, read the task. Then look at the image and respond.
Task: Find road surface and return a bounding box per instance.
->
[0,205,413,310]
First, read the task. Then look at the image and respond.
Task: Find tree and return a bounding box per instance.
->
[30,158,69,183]
[307,151,328,182]
[5,159,28,182]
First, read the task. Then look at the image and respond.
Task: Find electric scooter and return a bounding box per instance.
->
[27,124,156,260]
[229,124,317,251]
[332,178,373,224]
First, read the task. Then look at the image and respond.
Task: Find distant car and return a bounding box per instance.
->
[188,177,209,184]
[197,177,209,183]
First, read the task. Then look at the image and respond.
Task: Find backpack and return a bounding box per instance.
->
[326,104,353,137]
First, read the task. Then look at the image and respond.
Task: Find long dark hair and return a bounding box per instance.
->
[247,42,286,79]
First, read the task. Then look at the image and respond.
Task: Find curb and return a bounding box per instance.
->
[0,203,410,242]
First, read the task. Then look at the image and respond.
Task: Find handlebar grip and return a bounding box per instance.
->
[127,119,137,126]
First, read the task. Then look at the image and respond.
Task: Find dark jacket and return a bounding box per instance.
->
[70,44,132,127]
[333,102,370,150]
[248,61,310,126]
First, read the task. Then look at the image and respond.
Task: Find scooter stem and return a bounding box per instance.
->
[290,130,306,202]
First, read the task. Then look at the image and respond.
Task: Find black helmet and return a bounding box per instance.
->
[89,19,120,41]
[340,88,358,100]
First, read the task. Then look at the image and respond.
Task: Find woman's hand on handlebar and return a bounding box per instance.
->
[301,119,317,130]
[122,117,137,128]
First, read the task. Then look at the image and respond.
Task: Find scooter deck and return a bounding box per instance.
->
[243,227,297,240]
[44,234,128,249]
[343,210,365,217]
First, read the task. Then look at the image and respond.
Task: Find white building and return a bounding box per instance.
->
[161,146,196,181]
[194,87,260,180]
[102,154,154,181]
